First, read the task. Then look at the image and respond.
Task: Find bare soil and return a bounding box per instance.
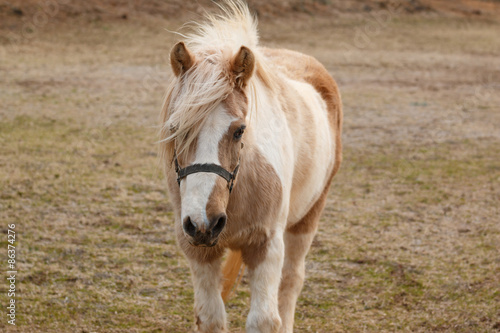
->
[1,0,500,29]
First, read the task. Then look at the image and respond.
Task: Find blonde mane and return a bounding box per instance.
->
[159,0,277,165]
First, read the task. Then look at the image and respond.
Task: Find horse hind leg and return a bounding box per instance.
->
[278,195,327,333]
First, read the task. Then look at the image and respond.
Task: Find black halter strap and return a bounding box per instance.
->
[174,150,240,193]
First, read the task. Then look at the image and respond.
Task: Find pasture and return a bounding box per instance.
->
[1,3,499,332]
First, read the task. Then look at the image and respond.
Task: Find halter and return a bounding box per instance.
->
[173,149,241,194]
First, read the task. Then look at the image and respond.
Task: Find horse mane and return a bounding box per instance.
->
[159,0,277,165]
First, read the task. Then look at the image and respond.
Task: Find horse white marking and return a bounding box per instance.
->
[285,78,335,223]
[180,105,237,230]
[191,259,227,332]
[248,79,293,190]
[247,227,285,332]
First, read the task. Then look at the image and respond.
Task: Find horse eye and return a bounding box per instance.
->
[233,126,246,140]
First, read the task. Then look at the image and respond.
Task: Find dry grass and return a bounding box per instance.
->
[0,10,499,333]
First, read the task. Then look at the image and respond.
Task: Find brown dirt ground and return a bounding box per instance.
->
[1,0,500,28]
[0,1,499,333]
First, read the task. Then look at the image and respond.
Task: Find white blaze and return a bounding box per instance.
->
[180,105,237,229]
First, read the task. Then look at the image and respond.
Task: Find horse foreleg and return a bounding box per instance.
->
[244,231,285,333]
[278,229,317,333]
[189,258,227,333]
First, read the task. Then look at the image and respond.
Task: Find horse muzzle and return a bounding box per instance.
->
[182,213,227,247]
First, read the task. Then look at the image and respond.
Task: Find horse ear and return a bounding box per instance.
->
[170,42,194,77]
[232,46,255,88]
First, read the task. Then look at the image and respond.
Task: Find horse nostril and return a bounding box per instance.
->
[210,214,226,238]
[183,216,197,237]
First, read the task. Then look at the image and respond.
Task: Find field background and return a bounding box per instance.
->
[1,0,499,332]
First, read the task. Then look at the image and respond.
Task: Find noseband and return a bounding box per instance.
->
[173,150,240,193]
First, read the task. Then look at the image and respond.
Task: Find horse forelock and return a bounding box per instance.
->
[160,53,233,161]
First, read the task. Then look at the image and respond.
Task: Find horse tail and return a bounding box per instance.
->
[221,250,245,303]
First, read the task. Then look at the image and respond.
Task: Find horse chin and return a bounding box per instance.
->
[188,239,218,248]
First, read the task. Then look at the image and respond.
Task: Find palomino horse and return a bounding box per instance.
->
[160,1,342,332]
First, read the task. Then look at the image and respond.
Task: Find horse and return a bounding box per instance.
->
[159,1,342,332]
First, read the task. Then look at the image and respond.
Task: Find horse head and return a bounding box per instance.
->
[162,41,255,247]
